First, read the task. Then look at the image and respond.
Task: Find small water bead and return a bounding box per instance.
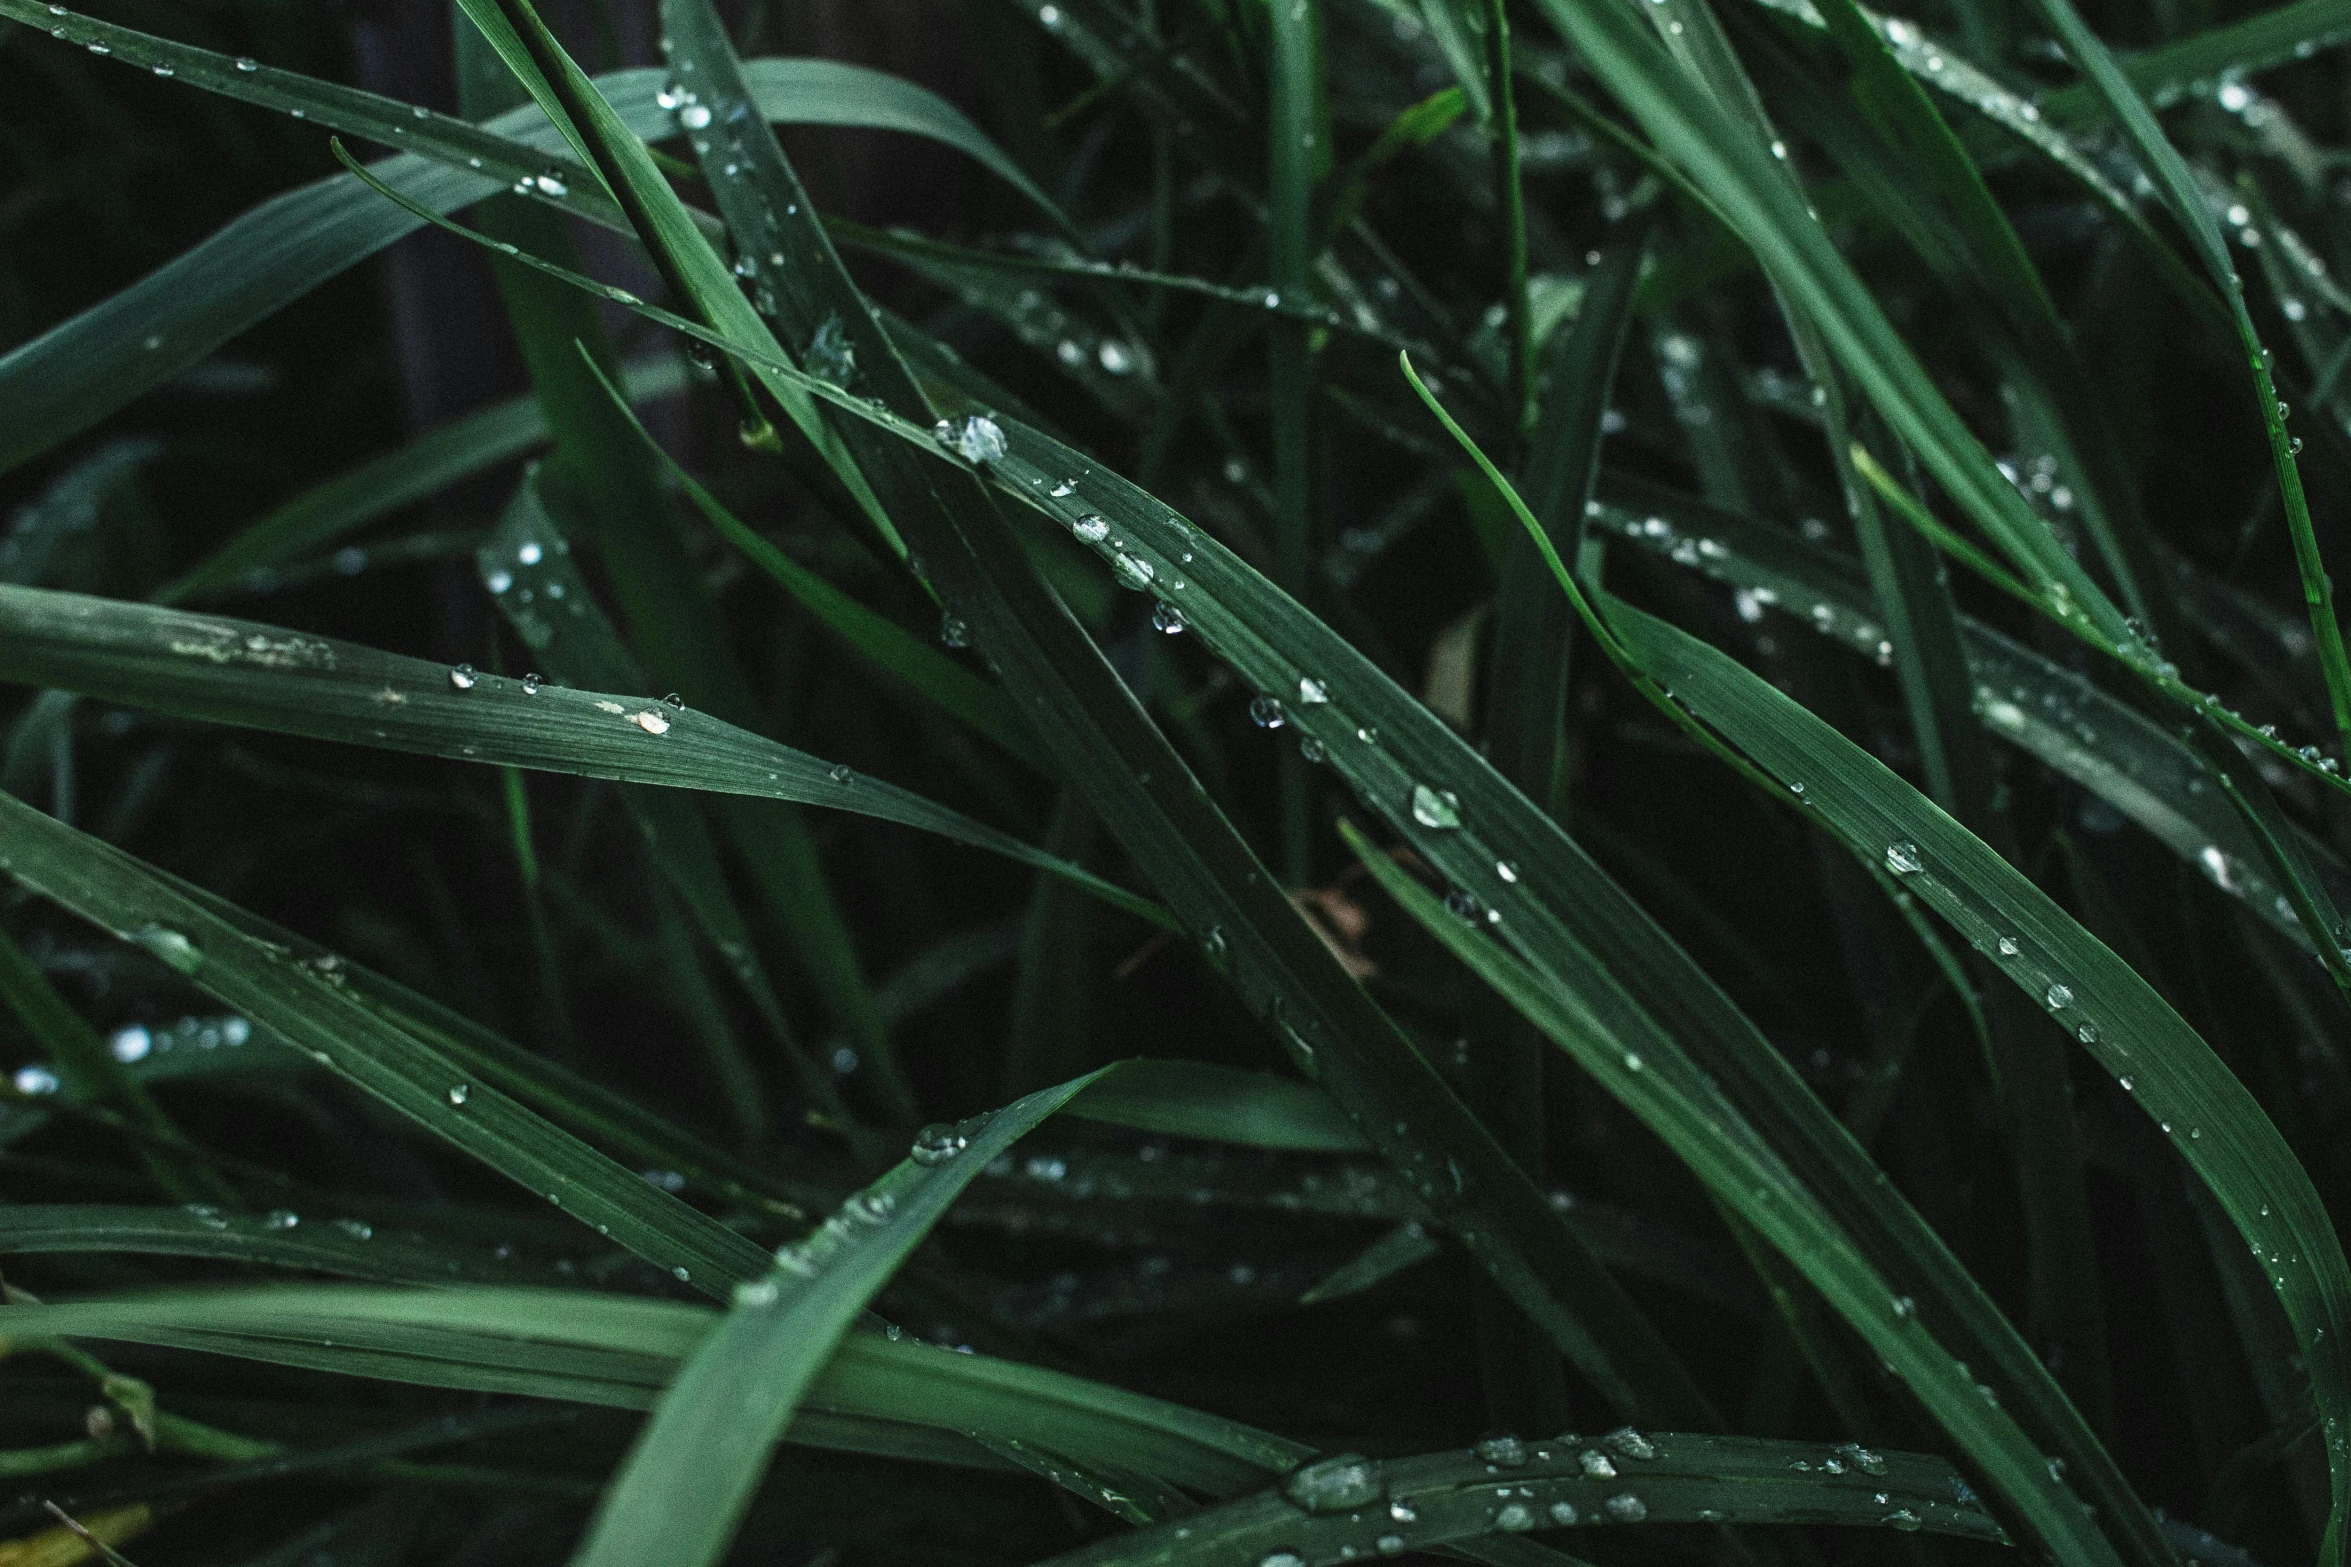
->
[1997,935,2021,957]
[520,672,542,695]
[2044,982,2073,1009]
[671,1265,691,1282]
[656,83,686,110]
[1112,552,1156,591]
[1833,1442,1887,1476]
[1073,513,1111,542]
[1251,696,1287,729]
[828,764,854,785]
[1445,889,1480,920]
[235,55,260,70]
[1297,677,1330,705]
[1411,785,1462,830]
[945,414,1008,465]
[1299,736,1326,763]
[1579,1449,1618,1479]
[662,692,686,711]
[1387,1500,1418,1525]
[679,102,713,129]
[1201,926,1228,959]
[939,614,971,648]
[12,1064,59,1096]
[1604,1493,1648,1523]
[1884,841,1924,875]
[1377,1535,1408,1556]
[1884,1509,1922,1531]
[110,1024,151,1063]
[449,663,478,691]
[1151,602,1187,634]
[1474,1432,1528,1467]
[1283,1453,1385,1512]
[1495,861,1519,883]
[446,1083,470,1106]
[1098,340,1137,375]
[132,924,203,975]
[335,1217,375,1241]
[735,1277,780,1307]
[911,1123,968,1165]
[264,1209,300,1230]
[1548,1501,1579,1526]
[2076,1020,2100,1044]
[1496,1503,1535,1531]
[632,709,671,735]
[1603,1428,1657,1460]
[1050,477,1080,498]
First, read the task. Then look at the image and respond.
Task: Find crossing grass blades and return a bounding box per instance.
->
[0,0,2346,1563]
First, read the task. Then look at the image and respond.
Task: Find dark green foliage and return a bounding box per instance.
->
[0,0,2345,1564]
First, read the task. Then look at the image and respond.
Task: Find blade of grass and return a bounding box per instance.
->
[0,583,1157,924]
[565,1071,1107,1567]
[0,788,777,1293]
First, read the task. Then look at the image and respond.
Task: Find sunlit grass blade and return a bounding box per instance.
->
[567,1072,1106,1567]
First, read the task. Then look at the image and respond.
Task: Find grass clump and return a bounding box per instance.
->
[0,0,2347,1564]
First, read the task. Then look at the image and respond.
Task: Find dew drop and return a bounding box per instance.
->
[1251,695,1287,729]
[1410,785,1462,830]
[1604,1493,1648,1523]
[1496,1503,1535,1531]
[2044,982,2073,1009]
[1113,552,1156,590]
[1297,676,1330,704]
[446,1083,470,1106]
[449,663,478,691]
[12,1064,59,1096]
[679,102,713,129]
[632,709,671,735]
[520,672,542,695]
[1474,1432,1528,1467]
[1073,513,1111,542]
[131,924,203,975]
[1884,841,1923,874]
[1152,602,1187,634]
[911,1123,968,1165]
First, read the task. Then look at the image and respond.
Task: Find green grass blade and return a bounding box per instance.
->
[156,357,686,607]
[0,1204,552,1285]
[0,789,776,1292]
[1605,599,2351,1547]
[1020,1431,2005,1567]
[2017,0,2351,751]
[566,1073,1106,1567]
[1062,1059,1364,1152]
[0,583,1158,924]
[1345,822,2122,1567]
[581,355,1049,773]
[635,0,1716,1427]
[1522,0,2134,652]
[4,1284,1307,1491]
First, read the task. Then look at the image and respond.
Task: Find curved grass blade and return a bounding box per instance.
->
[0,34,1051,480]
[2017,0,2351,752]
[0,584,1159,924]
[1344,823,2120,1567]
[1521,0,2136,653]
[589,0,1717,1428]
[0,1205,550,1286]
[566,1071,1107,1567]
[2039,0,2351,121]
[1587,485,2351,949]
[1021,1431,2005,1567]
[1605,600,2351,1550]
[4,1285,1307,1492]
[0,789,776,1293]
[153,356,685,606]
[580,354,1049,773]
[1062,1059,1366,1152]
[482,472,843,1125]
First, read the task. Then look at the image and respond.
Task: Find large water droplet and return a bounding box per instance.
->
[109,1024,151,1063]
[1579,1449,1617,1479]
[1113,552,1155,591]
[1549,1501,1580,1526]
[950,415,1008,465]
[446,1083,470,1106]
[1604,1493,1648,1523]
[12,1064,59,1096]
[2045,982,2073,1009]
[1152,602,1186,634]
[1474,1432,1527,1467]
[679,102,713,129]
[1884,842,1923,874]
[1251,696,1287,729]
[1283,1453,1384,1513]
[449,663,478,691]
[1297,676,1329,705]
[911,1124,968,1165]
[1411,785,1462,830]
[1603,1427,1657,1460]
[132,923,203,975]
[1073,513,1110,542]
[1496,1503,1535,1531]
